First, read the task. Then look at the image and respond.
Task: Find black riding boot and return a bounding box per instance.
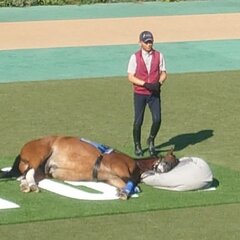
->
[133,125,143,157]
[147,122,160,156]
[147,136,157,156]
[134,143,143,157]
[150,121,161,139]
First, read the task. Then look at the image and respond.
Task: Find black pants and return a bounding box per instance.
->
[133,93,161,144]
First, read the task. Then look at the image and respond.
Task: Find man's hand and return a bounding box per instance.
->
[143,82,160,92]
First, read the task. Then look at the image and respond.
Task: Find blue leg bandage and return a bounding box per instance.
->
[123,181,136,196]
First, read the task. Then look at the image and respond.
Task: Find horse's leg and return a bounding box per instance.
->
[20,178,30,193]
[104,176,130,200]
[20,168,39,193]
[105,176,126,190]
[104,173,140,200]
[119,167,142,200]
[26,168,39,192]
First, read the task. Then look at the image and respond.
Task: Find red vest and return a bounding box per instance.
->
[134,49,161,95]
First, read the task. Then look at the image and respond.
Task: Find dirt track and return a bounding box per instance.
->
[1,13,240,50]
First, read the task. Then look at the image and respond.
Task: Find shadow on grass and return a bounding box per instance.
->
[143,129,214,155]
[211,178,220,188]
[158,129,213,151]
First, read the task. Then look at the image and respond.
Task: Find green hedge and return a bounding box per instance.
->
[1,0,73,7]
[0,0,179,7]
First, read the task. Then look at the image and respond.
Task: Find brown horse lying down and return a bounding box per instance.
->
[0,136,179,199]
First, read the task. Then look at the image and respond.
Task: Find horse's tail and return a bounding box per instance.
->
[0,155,22,179]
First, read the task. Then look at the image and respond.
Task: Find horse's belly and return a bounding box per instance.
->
[52,169,92,181]
[46,154,94,181]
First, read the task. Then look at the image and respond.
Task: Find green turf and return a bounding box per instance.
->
[0,70,240,227]
[0,163,239,225]
[1,203,240,240]
[0,70,239,169]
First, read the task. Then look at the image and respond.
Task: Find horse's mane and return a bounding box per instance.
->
[134,156,161,172]
[133,156,160,161]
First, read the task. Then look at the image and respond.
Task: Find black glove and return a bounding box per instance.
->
[144,82,160,92]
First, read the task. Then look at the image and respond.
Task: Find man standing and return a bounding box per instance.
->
[127,31,167,157]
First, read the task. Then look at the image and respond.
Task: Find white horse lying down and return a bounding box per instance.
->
[141,157,214,191]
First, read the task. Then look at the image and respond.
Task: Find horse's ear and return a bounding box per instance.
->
[167,147,174,155]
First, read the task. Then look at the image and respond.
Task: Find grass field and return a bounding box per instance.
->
[0,70,240,239]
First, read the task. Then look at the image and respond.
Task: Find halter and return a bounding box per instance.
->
[152,158,163,172]
[153,156,179,173]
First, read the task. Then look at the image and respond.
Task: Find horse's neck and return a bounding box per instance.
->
[135,157,158,172]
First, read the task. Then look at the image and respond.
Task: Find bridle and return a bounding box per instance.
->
[152,158,163,172]
[152,155,179,173]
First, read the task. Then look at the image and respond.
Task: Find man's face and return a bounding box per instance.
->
[140,40,153,52]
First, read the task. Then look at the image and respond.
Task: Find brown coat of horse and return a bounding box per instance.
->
[0,136,178,199]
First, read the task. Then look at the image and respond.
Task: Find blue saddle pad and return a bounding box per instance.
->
[80,138,113,154]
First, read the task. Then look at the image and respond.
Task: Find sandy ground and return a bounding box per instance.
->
[0,13,240,51]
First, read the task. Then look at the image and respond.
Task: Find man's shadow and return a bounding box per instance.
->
[154,129,214,153]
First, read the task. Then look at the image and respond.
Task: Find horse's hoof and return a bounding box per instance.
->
[117,189,129,200]
[119,193,128,200]
[30,184,40,193]
[20,184,31,193]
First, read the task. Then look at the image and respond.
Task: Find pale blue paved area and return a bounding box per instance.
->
[0,0,240,22]
[1,39,239,82]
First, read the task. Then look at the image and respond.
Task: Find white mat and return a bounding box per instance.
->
[0,198,20,210]
[0,167,20,209]
[39,179,138,200]
[1,167,137,200]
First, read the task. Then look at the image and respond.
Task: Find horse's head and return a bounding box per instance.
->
[153,148,179,173]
